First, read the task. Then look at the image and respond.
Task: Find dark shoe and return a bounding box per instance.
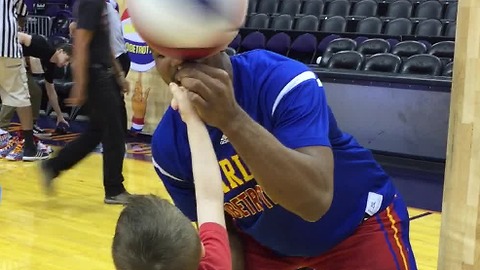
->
[104,191,132,205]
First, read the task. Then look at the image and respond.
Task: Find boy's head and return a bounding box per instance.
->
[51,43,73,68]
[112,195,203,270]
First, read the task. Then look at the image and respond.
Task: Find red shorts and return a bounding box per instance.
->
[240,194,417,270]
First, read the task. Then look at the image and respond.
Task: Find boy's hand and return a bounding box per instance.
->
[169,82,201,124]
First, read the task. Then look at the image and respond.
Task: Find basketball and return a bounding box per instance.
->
[125,0,248,60]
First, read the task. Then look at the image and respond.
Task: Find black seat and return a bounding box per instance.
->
[320,16,347,32]
[442,62,453,77]
[357,38,390,56]
[400,54,442,76]
[385,0,412,18]
[246,13,270,28]
[277,0,301,16]
[270,14,293,30]
[256,0,279,14]
[384,18,412,36]
[248,0,258,13]
[444,2,458,21]
[363,53,402,73]
[415,19,443,37]
[429,41,455,59]
[319,38,357,66]
[326,51,364,70]
[301,0,325,17]
[325,0,350,17]
[445,22,456,38]
[414,0,443,19]
[392,40,427,58]
[295,15,319,31]
[356,17,383,34]
[351,0,378,17]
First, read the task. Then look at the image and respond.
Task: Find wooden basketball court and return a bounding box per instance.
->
[0,150,440,270]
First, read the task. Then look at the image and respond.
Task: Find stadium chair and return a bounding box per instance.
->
[326,51,364,70]
[256,0,279,15]
[301,0,325,17]
[350,0,378,18]
[325,0,351,17]
[384,18,412,36]
[320,16,347,32]
[363,53,402,73]
[294,15,319,31]
[442,61,453,77]
[287,34,318,64]
[266,32,291,55]
[356,17,383,34]
[238,31,266,52]
[276,0,302,16]
[428,41,455,66]
[384,0,412,19]
[246,13,270,29]
[444,2,458,21]
[391,41,427,58]
[444,22,456,38]
[400,54,442,76]
[228,34,241,51]
[414,0,443,20]
[318,38,357,67]
[270,14,293,30]
[415,19,443,37]
[356,38,391,56]
[248,0,258,14]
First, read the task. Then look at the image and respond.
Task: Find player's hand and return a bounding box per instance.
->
[174,63,243,130]
[169,82,201,124]
[65,84,86,106]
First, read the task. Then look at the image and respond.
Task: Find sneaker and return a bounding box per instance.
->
[37,141,53,154]
[23,146,50,161]
[0,132,11,149]
[0,137,19,158]
[5,139,24,161]
[39,160,58,194]
[33,124,52,139]
[104,191,132,205]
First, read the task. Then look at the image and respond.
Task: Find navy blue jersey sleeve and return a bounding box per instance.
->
[260,61,331,149]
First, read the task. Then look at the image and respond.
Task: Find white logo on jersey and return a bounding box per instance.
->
[220,134,229,145]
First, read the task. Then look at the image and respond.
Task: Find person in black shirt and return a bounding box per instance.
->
[40,0,132,204]
[0,33,71,134]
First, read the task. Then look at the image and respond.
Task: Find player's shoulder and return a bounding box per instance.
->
[231,50,315,88]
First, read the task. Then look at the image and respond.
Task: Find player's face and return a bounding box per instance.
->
[153,51,227,84]
[55,50,70,68]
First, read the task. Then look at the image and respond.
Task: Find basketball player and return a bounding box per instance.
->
[112,83,231,270]
[40,0,131,204]
[150,49,418,270]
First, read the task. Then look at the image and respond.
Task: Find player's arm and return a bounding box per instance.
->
[224,80,333,222]
[17,32,31,46]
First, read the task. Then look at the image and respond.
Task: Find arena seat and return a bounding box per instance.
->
[400,54,442,76]
[294,15,320,31]
[239,31,266,52]
[442,61,453,77]
[444,2,458,21]
[356,17,383,34]
[325,0,351,17]
[266,32,291,55]
[384,18,412,35]
[320,16,347,32]
[276,0,301,17]
[356,38,391,56]
[319,37,357,67]
[270,14,293,30]
[246,13,270,29]
[428,41,455,60]
[413,0,443,20]
[384,0,412,19]
[350,0,378,18]
[415,19,443,37]
[255,0,279,15]
[301,0,325,17]
[444,22,456,38]
[326,51,364,70]
[363,53,402,73]
[391,41,428,58]
[287,33,318,63]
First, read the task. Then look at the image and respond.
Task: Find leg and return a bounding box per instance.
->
[27,72,42,123]
[0,57,46,159]
[0,105,17,130]
[306,193,417,270]
[90,71,127,197]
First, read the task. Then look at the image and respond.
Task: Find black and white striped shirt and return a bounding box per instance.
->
[0,0,26,58]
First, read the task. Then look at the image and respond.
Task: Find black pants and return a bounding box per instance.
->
[46,67,126,197]
[116,52,130,134]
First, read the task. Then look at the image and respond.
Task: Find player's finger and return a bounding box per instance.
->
[180,63,230,82]
[187,90,208,112]
[178,77,213,100]
[175,67,220,92]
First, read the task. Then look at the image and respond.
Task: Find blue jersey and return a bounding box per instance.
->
[151,50,397,257]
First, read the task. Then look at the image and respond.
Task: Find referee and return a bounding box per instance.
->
[0,0,49,161]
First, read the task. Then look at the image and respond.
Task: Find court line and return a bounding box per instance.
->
[409,212,433,221]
